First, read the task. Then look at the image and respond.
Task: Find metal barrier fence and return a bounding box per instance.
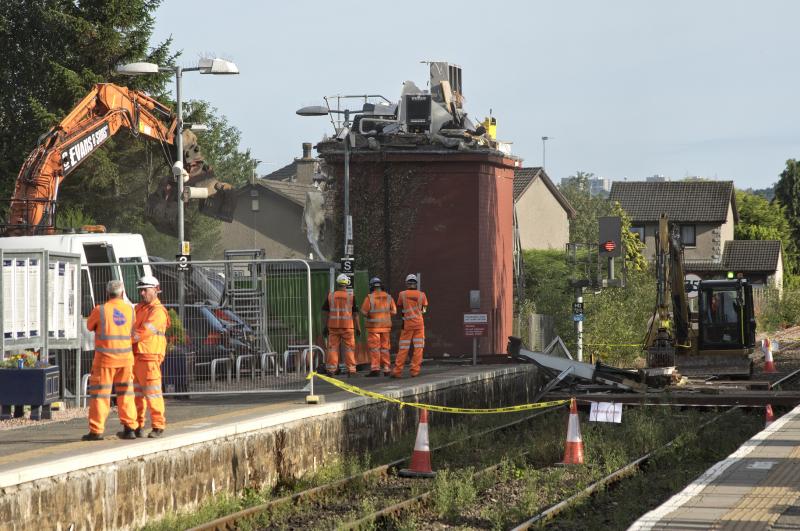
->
[73,258,320,400]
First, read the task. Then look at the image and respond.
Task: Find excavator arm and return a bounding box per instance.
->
[4,83,235,237]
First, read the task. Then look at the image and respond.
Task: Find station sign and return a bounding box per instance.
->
[176,253,191,273]
[464,313,488,337]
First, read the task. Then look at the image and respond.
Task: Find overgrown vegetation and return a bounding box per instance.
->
[0,1,255,259]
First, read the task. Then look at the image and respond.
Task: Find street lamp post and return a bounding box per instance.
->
[296,106,357,262]
[116,58,238,320]
[541,136,551,170]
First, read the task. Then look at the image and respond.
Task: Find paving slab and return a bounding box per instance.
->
[630,404,800,530]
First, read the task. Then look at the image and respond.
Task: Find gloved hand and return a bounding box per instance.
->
[323,326,329,337]
[355,328,361,337]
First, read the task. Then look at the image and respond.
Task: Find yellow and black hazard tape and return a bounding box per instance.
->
[584,343,642,348]
[307,371,569,414]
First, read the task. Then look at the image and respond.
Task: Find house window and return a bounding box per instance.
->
[630,226,645,242]
[681,225,696,247]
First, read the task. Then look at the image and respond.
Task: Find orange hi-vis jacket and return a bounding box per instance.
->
[398,289,428,331]
[361,291,397,332]
[327,290,355,330]
[133,298,170,362]
[87,298,134,368]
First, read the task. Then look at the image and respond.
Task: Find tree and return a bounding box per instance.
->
[775,160,800,254]
[559,171,612,244]
[0,0,173,201]
[735,189,797,278]
[0,1,255,259]
[612,201,647,272]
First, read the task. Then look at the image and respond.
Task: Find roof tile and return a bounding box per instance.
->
[609,181,735,223]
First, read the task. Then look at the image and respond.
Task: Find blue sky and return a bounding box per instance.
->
[152,1,800,190]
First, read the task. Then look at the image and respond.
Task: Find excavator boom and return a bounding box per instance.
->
[3,83,235,237]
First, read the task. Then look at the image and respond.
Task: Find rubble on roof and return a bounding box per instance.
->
[319,62,512,156]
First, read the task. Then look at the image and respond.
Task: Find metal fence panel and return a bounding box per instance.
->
[74,258,318,399]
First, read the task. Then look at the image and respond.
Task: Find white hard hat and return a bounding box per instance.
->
[336,273,350,286]
[405,274,418,283]
[136,275,160,289]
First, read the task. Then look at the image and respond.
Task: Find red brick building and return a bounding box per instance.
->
[317,144,520,356]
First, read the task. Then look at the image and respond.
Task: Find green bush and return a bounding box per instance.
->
[756,287,800,332]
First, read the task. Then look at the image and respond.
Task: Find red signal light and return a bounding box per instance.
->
[602,241,616,252]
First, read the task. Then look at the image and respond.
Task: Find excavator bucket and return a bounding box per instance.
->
[674,350,755,378]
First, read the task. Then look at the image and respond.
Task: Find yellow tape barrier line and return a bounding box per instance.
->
[307,372,569,414]
[584,343,642,348]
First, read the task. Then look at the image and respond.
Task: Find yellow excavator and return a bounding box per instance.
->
[2,83,235,236]
[646,214,757,377]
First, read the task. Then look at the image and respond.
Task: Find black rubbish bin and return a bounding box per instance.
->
[162,345,194,399]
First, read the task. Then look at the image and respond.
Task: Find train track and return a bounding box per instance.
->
[187,405,564,531]
[185,404,757,530]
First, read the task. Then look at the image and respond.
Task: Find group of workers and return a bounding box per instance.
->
[81,270,424,440]
[82,275,169,441]
[322,273,428,378]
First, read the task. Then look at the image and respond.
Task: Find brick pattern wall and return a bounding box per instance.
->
[320,149,517,356]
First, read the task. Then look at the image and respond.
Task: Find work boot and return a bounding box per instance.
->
[134,427,144,438]
[116,426,137,440]
[148,428,165,439]
[384,372,391,377]
[365,370,381,377]
[81,432,103,441]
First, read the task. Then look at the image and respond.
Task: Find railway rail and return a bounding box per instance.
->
[184,403,758,530]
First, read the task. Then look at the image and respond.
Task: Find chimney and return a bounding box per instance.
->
[296,142,315,185]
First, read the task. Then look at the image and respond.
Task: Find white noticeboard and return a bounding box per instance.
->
[589,401,623,423]
[1,250,81,354]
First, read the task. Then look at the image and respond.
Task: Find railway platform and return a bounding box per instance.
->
[0,362,538,530]
[631,402,800,530]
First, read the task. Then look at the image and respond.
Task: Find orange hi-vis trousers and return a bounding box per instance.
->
[134,360,165,430]
[327,329,356,374]
[88,364,137,434]
[393,328,425,377]
[367,331,391,372]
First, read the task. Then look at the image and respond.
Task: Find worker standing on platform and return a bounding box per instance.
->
[82,280,138,441]
[322,274,361,377]
[361,277,397,377]
[392,274,429,378]
[132,275,170,438]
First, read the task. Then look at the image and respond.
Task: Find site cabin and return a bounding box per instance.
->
[0,232,150,319]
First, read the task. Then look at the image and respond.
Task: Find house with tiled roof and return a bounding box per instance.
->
[610,180,782,290]
[220,144,334,259]
[514,167,575,250]
[609,181,737,262]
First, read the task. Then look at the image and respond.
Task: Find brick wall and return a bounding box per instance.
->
[319,147,518,356]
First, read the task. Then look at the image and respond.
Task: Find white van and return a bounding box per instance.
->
[0,232,151,317]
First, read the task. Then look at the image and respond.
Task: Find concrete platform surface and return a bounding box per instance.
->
[631,403,800,530]
[0,363,527,490]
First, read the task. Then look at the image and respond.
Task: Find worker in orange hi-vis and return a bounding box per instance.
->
[132,275,170,439]
[360,277,397,377]
[392,273,429,378]
[82,280,138,441]
[322,274,361,377]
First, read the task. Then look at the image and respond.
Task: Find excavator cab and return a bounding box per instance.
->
[674,278,756,377]
[697,279,756,350]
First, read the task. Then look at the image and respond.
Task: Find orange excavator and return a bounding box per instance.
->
[3,83,235,236]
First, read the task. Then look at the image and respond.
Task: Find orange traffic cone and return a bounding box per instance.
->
[764,338,777,373]
[765,404,775,428]
[398,409,436,478]
[559,398,584,465]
